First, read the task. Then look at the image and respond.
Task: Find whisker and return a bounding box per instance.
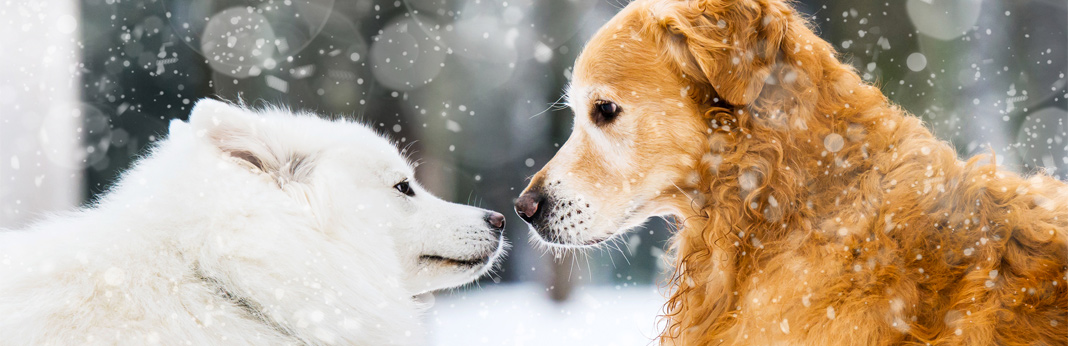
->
[614,238,632,266]
[582,251,593,281]
[530,90,571,119]
[604,243,617,269]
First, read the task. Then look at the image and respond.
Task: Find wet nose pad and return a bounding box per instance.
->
[484,212,506,236]
[514,191,543,224]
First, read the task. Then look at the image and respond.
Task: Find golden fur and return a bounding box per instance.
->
[518,0,1068,344]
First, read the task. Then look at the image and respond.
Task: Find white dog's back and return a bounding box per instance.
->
[0,212,304,345]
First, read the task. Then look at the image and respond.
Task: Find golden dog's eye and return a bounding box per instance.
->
[592,100,621,126]
[394,180,415,197]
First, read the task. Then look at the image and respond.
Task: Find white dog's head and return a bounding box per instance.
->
[183,99,506,295]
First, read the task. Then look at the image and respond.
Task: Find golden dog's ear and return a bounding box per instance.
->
[654,0,792,106]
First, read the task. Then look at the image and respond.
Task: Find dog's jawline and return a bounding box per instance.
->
[527,224,614,249]
[419,254,487,267]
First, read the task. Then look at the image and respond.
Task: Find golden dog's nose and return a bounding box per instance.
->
[514,191,543,223]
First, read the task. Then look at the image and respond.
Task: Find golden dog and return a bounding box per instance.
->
[514,0,1068,344]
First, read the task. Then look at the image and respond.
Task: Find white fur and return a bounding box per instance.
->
[0,99,505,345]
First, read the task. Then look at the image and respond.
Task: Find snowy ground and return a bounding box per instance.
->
[427,284,665,346]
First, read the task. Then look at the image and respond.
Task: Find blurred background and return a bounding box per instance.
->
[1,0,1064,344]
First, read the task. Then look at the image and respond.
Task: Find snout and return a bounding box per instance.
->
[418,209,506,272]
[478,210,507,259]
[516,181,607,246]
[514,187,569,244]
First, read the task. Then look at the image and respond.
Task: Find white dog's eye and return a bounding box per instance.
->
[394,180,415,197]
[592,100,621,126]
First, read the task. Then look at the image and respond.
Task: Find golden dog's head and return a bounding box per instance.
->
[515,0,808,247]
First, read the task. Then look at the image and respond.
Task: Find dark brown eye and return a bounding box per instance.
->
[394,180,414,197]
[591,100,621,126]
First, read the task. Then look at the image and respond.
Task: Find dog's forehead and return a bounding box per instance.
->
[572,4,664,100]
[331,121,414,173]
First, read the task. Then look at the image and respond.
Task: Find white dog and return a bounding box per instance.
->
[0,99,506,345]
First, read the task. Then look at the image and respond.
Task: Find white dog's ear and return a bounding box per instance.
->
[188,99,314,184]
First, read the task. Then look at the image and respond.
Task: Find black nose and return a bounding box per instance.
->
[514,191,543,224]
[485,212,506,231]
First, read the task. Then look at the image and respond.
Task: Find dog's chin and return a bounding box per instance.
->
[414,243,505,294]
[421,239,506,275]
[528,224,616,249]
[419,254,492,268]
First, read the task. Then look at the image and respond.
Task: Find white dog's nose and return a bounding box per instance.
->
[485,212,506,231]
